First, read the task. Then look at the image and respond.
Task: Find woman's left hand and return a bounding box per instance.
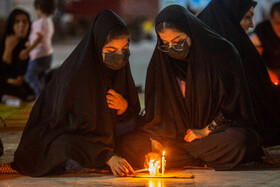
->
[7,76,24,86]
[106,89,128,115]
[184,126,211,143]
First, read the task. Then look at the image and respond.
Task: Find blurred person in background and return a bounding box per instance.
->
[251,2,280,84]
[253,0,279,26]
[0,9,34,102]
[198,0,280,147]
[20,0,56,99]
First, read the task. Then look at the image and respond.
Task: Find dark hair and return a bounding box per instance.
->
[34,0,57,15]
[156,22,184,33]
[104,25,130,45]
[4,8,31,37]
[270,2,280,17]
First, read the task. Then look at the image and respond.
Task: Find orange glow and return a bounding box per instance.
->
[268,70,280,86]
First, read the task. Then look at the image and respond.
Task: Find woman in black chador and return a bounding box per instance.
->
[0,9,34,101]
[198,0,280,146]
[11,10,140,177]
[118,5,261,171]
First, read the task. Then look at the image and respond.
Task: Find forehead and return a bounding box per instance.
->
[247,6,255,14]
[103,35,128,48]
[15,14,28,21]
[158,28,186,41]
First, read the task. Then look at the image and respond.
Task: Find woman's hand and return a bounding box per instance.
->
[19,48,30,60]
[5,35,19,51]
[184,126,211,143]
[106,89,128,115]
[2,35,19,64]
[106,155,135,177]
[7,76,24,86]
[144,152,162,168]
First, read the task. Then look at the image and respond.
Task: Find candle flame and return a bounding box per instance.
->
[149,159,160,176]
[163,150,165,156]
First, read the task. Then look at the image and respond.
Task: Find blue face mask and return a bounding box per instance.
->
[103,49,130,70]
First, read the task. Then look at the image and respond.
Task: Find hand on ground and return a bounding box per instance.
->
[106,155,135,177]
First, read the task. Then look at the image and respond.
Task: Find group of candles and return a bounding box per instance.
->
[148,150,166,176]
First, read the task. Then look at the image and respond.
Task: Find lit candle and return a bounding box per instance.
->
[162,150,166,175]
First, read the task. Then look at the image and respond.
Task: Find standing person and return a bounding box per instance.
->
[20,0,56,98]
[118,5,260,171]
[0,9,34,101]
[251,2,280,83]
[198,0,280,146]
[9,10,140,177]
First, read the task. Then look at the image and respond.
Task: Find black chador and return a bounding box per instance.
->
[118,5,260,171]
[11,10,140,177]
[198,0,280,146]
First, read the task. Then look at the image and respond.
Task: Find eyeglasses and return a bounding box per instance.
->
[157,39,186,52]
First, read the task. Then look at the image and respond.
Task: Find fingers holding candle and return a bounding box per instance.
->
[106,155,134,177]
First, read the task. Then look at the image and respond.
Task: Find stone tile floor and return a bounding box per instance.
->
[1,169,280,186]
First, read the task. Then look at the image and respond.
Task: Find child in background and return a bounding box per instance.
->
[20,0,56,98]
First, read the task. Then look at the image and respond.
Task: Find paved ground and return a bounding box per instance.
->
[1,39,280,186]
[1,165,280,186]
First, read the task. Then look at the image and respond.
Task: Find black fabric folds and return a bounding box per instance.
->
[11,10,140,176]
[198,0,280,146]
[141,5,256,143]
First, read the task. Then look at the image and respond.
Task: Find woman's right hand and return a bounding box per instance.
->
[106,155,135,177]
[2,35,19,64]
[5,35,19,51]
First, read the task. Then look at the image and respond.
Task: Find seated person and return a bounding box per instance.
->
[10,10,140,177]
[250,2,280,84]
[0,9,34,102]
[118,5,261,171]
[198,0,280,146]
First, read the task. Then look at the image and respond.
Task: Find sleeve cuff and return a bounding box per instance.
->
[99,150,115,164]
